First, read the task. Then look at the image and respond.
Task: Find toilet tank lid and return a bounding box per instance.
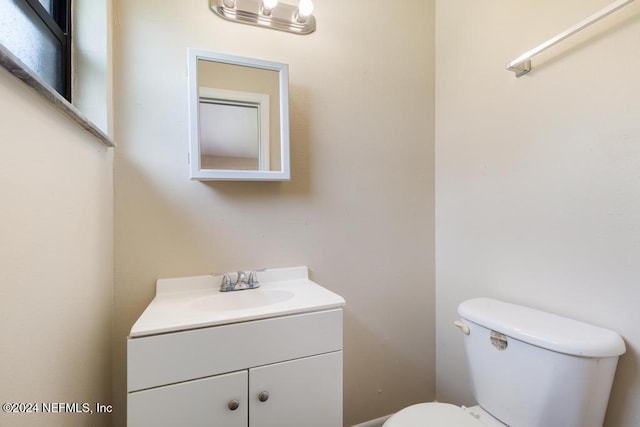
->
[458,298,626,358]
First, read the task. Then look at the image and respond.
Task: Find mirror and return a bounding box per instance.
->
[188,49,290,181]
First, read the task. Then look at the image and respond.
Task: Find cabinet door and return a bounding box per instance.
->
[128,370,248,427]
[249,351,342,427]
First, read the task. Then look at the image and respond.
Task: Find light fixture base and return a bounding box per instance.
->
[210,0,316,35]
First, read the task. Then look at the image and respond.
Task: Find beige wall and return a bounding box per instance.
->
[113,0,435,425]
[435,1,640,425]
[0,68,113,426]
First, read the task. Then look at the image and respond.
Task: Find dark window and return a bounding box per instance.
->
[0,0,71,101]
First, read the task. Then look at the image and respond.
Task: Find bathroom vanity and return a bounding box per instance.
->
[127,266,345,427]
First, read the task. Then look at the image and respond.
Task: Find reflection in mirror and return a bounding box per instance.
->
[199,88,270,171]
[188,49,290,181]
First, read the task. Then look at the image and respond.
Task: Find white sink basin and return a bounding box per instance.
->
[189,289,295,311]
[129,266,345,337]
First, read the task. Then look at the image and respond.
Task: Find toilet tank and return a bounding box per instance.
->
[457,298,626,427]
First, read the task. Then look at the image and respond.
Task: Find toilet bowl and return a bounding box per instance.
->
[383,402,505,427]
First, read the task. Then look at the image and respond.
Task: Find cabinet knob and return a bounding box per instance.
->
[258,391,269,402]
[228,399,240,411]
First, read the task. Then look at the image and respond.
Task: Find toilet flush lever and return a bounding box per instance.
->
[454,320,470,335]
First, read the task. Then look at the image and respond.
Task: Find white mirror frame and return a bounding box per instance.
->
[188,49,290,181]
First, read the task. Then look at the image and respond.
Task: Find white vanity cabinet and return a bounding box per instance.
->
[127,308,343,427]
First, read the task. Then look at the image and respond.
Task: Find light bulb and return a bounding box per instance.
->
[298,0,313,17]
[263,0,278,9]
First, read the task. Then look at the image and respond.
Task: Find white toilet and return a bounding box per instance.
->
[384,298,626,427]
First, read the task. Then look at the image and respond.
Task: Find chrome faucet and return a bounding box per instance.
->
[217,270,260,292]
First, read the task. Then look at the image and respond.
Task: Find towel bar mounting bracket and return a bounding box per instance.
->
[507,60,532,77]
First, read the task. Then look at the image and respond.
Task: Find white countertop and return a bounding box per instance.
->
[129,266,345,338]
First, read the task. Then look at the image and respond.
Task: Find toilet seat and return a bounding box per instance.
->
[383,402,485,427]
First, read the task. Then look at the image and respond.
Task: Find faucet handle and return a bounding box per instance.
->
[219,273,234,292]
[247,271,260,288]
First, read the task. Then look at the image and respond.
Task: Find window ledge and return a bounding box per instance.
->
[0,44,115,148]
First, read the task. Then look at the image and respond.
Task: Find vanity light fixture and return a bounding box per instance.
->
[210,0,316,35]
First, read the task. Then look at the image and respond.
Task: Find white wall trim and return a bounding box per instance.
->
[351,415,391,427]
